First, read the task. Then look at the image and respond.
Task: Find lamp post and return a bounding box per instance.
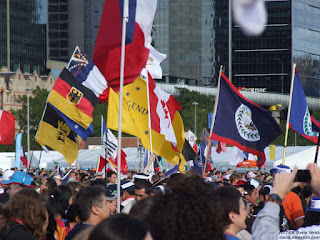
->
[26,88,33,168]
[273,57,284,94]
[192,102,198,136]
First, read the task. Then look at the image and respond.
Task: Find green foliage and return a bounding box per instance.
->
[10,86,49,150]
[177,88,214,140]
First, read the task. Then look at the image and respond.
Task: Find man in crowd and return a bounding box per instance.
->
[107,171,117,186]
[120,180,135,214]
[66,186,110,240]
[134,180,154,202]
[1,171,34,199]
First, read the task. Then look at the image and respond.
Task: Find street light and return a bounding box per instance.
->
[192,102,199,136]
[26,88,33,168]
[273,57,284,94]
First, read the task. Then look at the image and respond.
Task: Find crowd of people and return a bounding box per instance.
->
[0,158,320,240]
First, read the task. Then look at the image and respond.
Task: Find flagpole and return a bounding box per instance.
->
[203,65,223,177]
[116,0,128,213]
[146,73,153,164]
[314,128,320,164]
[282,63,296,165]
[102,115,107,182]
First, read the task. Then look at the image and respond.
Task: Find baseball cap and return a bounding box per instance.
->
[259,185,273,196]
[105,188,117,201]
[306,197,320,212]
[1,171,34,187]
[121,180,135,192]
[276,165,291,173]
[108,184,123,197]
[235,179,247,187]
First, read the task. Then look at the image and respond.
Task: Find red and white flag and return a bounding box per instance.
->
[148,73,182,147]
[0,110,15,145]
[97,155,117,176]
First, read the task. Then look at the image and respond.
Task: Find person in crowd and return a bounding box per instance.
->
[65,203,80,229]
[120,180,136,214]
[213,185,248,240]
[1,171,34,199]
[131,174,225,240]
[134,180,154,202]
[66,186,110,240]
[283,188,305,229]
[303,196,320,227]
[107,171,117,185]
[241,183,259,213]
[0,170,14,206]
[229,172,241,186]
[0,188,48,240]
[252,164,320,239]
[88,213,152,240]
[40,177,57,200]
[49,185,73,240]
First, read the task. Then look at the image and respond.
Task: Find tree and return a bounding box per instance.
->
[10,86,49,150]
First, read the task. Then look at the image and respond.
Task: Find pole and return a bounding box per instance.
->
[192,102,198,136]
[116,0,128,213]
[7,0,10,70]
[26,89,31,169]
[282,64,296,165]
[203,65,223,177]
[314,128,320,164]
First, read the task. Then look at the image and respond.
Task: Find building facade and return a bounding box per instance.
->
[0,0,47,75]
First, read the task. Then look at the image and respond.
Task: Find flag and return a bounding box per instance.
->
[164,164,179,178]
[216,142,227,153]
[50,104,93,141]
[141,46,166,80]
[36,103,78,165]
[67,46,109,103]
[101,117,128,174]
[230,146,256,166]
[15,133,22,169]
[107,76,185,172]
[148,72,182,147]
[97,155,117,175]
[0,110,15,145]
[210,72,282,166]
[20,146,28,168]
[185,130,197,147]
[192,141,206,174]
[48,68,98,130]
[93,0,157,92]
[182,139,197,161]
[289,71,320,143]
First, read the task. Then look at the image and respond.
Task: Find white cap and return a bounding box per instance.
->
[2,170,14,181]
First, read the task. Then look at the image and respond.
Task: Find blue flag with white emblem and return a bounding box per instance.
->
[210,72,282,166]
[289,71,320,143]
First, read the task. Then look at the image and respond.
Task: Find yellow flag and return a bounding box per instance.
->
[107,77,185,171]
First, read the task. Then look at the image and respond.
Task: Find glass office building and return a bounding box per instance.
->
[232,0,320,96]
[0,0,47,75]
[153,0,201,84]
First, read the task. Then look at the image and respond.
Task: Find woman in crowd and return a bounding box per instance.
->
[0,188,49,240]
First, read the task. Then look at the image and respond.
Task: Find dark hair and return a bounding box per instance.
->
[212,185,242,227]
[131,174,225,240]
[88,214,149,240]
[242,183,255,196]
[134,180,153,195]
[229,172,240,184]
[107,171,116,178]
[90,179,107,189]
[0,188,48,239]
[49,185,72,219]
[65,203,79,223]
[75,186,105,222]
[67,181,80,191]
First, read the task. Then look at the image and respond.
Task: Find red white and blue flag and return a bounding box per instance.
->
[20,146,28,168]
[210,72,282,166]
[289,71,320,143]
[93,0,157,93]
